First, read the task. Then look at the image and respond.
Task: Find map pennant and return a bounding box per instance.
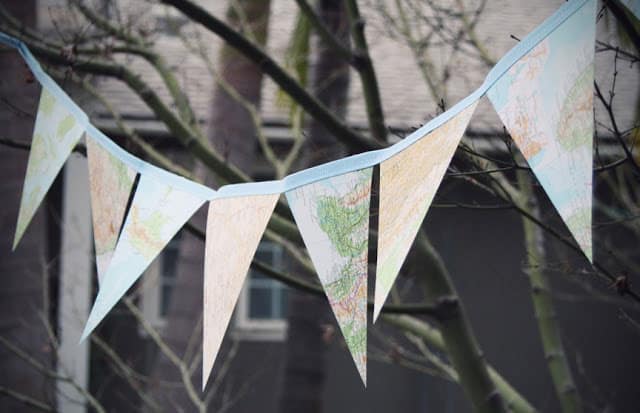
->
[487,0,596,261]
[81,174,206,340]
[86,137,136,283]
[14,88,85,249]
[286,168,373,386]
[203,194,279,390]
[374,102,477,322]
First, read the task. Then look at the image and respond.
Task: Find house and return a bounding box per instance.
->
[1,0,639,412]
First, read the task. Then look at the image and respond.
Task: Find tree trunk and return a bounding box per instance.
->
[146,0,271,411]
[517,170,582,413]
[278,1,351,411]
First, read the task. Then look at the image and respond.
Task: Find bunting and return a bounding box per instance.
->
[286,169,373,385]
[86,138,136,282]
[13,88,85,249]
[0,0,606,390]
[203,194,279,389]
[487,0,596,261]
[374,103,477,322]
[81,174,206,340]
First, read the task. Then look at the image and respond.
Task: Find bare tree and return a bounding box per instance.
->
[0,0,638,412]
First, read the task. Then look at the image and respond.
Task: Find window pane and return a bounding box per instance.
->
[161,235,181,280]
[160,285,173,317]
[249,287,273,319]
[254,249,273,262]
[159,233,181,319]
[278,287,289,318]
[250,271,268,282]
[244,241,288,322]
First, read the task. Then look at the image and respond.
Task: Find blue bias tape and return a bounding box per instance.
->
[0,0,590,201]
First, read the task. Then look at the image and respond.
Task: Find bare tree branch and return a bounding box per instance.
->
[160,0,381,152]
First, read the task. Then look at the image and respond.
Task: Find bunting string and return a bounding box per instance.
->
[0,0,592,202]
[2,0,601,388]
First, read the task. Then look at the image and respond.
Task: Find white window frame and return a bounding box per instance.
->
[233,241,288,342]
[140,239,289,340]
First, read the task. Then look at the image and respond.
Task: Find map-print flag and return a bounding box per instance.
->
[14,88,85,250]
[203,194,279,390]
[86,137,136,283]
[80,174,206,340]
[374,102,477,323]
[487,0,596,262]
[286,168,373,386]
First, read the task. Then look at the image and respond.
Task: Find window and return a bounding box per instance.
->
[159,234,181,317]
[141,233,182,330]
[234,241,289,341]
[141,236,288,340]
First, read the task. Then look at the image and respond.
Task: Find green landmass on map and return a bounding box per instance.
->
[343,319,367,354]
[557,64,593,151]
[56,115,77,140]
[312,172,370,379]
[316,178,369,259]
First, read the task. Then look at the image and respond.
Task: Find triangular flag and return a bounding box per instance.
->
[374,102,477,322]
[81,174,206,340]
[286,168,372,385]
[487,0,596,261]
[14,88,85,249]
[86,137,136,283]
[203,194,279,389]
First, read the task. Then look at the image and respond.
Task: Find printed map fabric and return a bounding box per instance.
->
[203,194,279,389]
[375,102,477,322]
[81,174,206,340]
[14,88,85,249]
[286,169,372,385]
[86,138,136,283]
[487,0,596,261]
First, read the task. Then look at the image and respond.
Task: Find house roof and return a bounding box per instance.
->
[91,0,638,139]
